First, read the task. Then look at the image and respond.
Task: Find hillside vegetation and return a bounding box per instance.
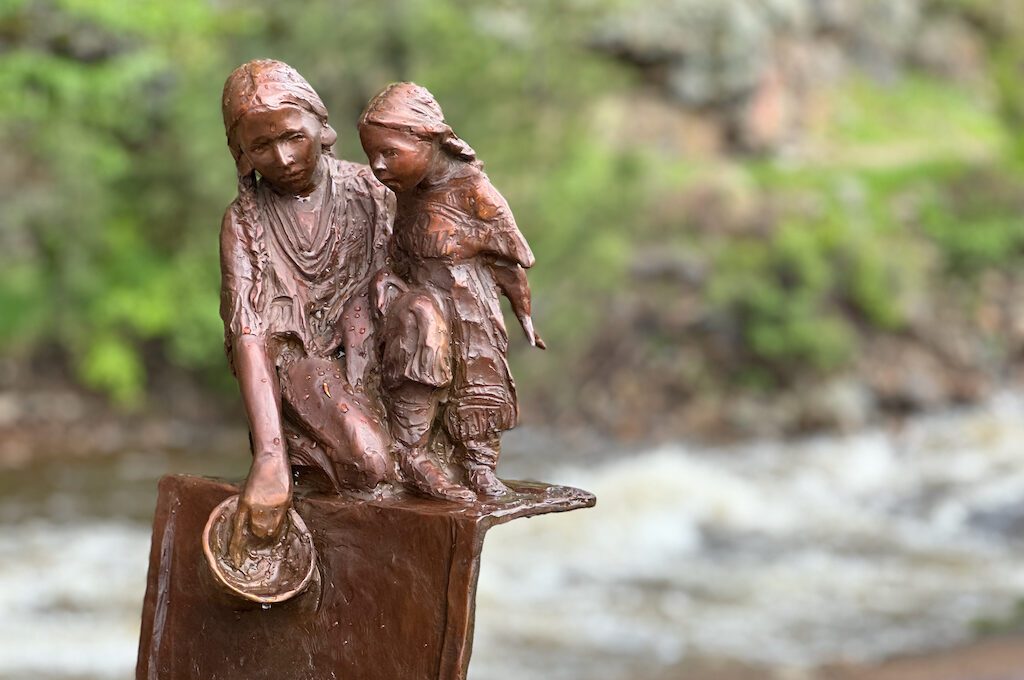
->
[3,0,1024,440]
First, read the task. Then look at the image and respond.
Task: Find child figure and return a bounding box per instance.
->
[359,82,544,501]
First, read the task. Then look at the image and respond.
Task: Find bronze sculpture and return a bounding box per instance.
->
[219,60,394,562]
[359,82,545,502]
[136,59,594,680]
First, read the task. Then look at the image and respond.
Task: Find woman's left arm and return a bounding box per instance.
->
[341,169,397,386]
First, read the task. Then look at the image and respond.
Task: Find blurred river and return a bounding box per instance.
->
[6,392,1024,679]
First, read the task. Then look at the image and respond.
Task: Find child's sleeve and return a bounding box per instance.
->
[490,257,533,322]
[472,179,535,269]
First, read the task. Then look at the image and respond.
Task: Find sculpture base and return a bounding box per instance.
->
[136,474,595,680]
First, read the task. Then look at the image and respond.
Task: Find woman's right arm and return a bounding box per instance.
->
[220,209,292,566]
[229,335,292,565]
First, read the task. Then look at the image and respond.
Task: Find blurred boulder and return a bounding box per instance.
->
[910,15,986,84]
[592,0,989,153]
[593,0,812,152]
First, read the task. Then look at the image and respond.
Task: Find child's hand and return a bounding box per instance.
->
[519,314,546,350]
[372,269,407,316]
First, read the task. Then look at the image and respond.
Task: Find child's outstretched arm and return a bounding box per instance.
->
[489,256,545,349]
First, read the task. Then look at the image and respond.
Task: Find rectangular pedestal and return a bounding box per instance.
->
[136,475,594,680]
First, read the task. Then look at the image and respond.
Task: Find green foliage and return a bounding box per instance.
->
[0,0,232,402]
[691,48,1024,384]
[694,155,953,383]
[992,27,1024,164]
[928,0,1024,163]
[7,0,1024,407]
[918,167,1024,275]
[0,0,636,402]
[703,150,1024,384]
[707,215,912,377]
[710,231,850,373]
[79,333,144,406]
[827,75,1008,165]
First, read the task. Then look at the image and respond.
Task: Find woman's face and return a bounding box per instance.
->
[236,106,324,196]
[359,124,436,193]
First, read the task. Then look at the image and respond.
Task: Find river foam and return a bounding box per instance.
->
[6,393,1024,679]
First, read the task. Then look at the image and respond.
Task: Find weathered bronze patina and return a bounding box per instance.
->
[136,60,594,680]
[218,60,395,565]
[137,475,592,680]
[359,82,545,503]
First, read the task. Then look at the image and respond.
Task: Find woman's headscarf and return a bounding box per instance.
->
[221,60,339,325]
[358,82,477,163]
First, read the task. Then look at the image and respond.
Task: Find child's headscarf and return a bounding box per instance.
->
[358,82,477,163]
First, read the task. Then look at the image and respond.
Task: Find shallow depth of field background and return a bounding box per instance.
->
[4,1,1024,679]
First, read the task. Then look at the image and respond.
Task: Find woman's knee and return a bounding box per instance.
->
[343,414,392,486]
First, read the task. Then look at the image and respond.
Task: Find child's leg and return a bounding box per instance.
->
[387,381,435,450]
[457,434,510,498]
[388,382,474,502]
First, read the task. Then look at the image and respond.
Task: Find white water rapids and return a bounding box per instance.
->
[5,392,1024,679]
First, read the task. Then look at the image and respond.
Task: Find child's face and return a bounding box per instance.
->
[359,124,435,193]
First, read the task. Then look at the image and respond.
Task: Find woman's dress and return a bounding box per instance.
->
[219,156,394,490]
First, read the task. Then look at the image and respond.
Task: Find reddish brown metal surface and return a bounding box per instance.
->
[135,60,595,678]
[358,82,545,503]
[136,475,595,680]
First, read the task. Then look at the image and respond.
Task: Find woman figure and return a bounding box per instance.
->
[219,60,398,559]
[358,82,545,500]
